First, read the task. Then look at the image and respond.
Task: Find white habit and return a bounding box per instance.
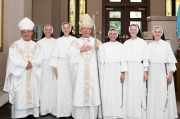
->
[67,36,101,119]
[147,39,178,119]
[3,38,43,118]
[123,37,149,119]
[49,36,75,117]
[37,37,56,115]
[98,41,127,119]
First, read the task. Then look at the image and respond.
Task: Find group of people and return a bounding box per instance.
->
[3,13,178,119]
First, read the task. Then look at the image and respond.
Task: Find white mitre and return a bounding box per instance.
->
[79,14,94,29]
[18,17,34,30]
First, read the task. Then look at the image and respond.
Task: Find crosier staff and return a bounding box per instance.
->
[93,14,104,119]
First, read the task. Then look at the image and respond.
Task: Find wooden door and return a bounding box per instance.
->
[102,0,150,43]
[104,6,147,43]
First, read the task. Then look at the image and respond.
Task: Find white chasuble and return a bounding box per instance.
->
[49,36,76,118]
[67,36,101,119]
[3,38,43,118]
[37,37,56,115]
[123,37,149,119]
[147,39,178,119]
[98,41,127,119]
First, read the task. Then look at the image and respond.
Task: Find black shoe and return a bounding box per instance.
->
[68,115,73,119]
[60,117,65,119]
[27,115,36,119]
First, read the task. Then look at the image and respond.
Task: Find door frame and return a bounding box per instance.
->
[102,0,150,43]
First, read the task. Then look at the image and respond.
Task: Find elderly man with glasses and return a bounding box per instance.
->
[3,17,43,119]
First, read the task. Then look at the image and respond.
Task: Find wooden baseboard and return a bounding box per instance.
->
[176,92,180,101]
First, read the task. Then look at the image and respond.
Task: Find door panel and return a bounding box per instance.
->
[104,6,147,43]
[105,7,125,42]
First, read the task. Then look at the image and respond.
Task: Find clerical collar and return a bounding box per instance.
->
[82,37,90,42]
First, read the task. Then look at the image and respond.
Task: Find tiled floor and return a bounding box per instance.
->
[1,103,180,119]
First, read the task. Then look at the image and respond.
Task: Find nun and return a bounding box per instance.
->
[97,29,127,119]
[37,24,56,116]
[123,24,149,119]
[147,26,178,119]
[49,22,76,118]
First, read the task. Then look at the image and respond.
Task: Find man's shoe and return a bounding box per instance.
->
[27,115,36,119]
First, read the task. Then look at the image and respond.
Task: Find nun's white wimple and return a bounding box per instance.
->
[43,24,53,34]
[61,22,72,33]
[108,29,118,38]
[152,26,164,36]
[128,24,139,33]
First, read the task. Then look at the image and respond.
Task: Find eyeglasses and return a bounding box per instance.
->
[21,30,32,34]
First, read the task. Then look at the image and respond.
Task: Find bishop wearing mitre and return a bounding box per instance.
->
[3,17,43,119]
[67,14,102,119]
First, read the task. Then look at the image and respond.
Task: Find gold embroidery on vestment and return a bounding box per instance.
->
[10,43,17,48]
[84,59,90,106]
[10,43,38,62]
[10,42,39,108]
[71,39,102,106]
[10,43,26,56]
[70,40,81,50]
[26,71,33,108]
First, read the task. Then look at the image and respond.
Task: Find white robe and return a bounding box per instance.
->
[147,39,178,119]
[3,38,43,118]
[67,36,101,119]
[98,41,127,119]
[49,36,76,118]
[37,37,56,115]
[123,37,149,119]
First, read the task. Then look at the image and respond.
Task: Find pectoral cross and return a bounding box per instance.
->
[25,53,32,60]
[84,51,90,58]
